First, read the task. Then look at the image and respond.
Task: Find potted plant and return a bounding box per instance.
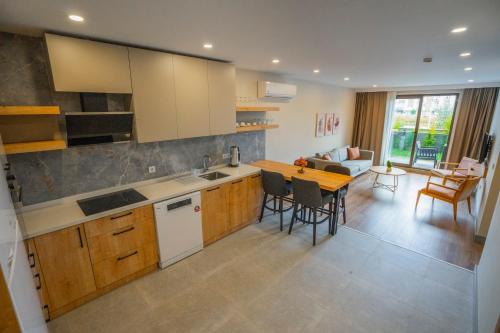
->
[294,157,308,174]
[386,160,392,172]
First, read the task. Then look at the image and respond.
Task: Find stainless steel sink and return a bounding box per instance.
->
[199,171,230,181]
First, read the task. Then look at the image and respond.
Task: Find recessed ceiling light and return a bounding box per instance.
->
[203,43,213,49]
[468,79,474,83]
[464,67,473,71]
[272,59,280,64]
[451,26,467,33]
[459,52,471,57]
[372,84,378,88]
[313,69,320,73]
[344,77,350,81]
[68,14,84,22]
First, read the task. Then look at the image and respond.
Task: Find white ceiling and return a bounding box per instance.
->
[1,0,500,88]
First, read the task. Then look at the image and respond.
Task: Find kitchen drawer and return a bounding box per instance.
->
[84,205,153,238]
[92,242,158,288]
[86,215,156,264]
[25,239,50,322]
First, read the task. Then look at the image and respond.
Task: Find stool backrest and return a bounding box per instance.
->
[262,170,289,196]
[292,177,322,208]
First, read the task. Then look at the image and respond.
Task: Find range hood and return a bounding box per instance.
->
[65,93,133,147]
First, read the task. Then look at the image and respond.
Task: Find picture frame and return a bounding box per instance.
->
[325,113,334,136]
[315,113,326,137]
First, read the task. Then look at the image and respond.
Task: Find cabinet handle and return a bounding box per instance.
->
[43,304,50,322]
[28,253,35,268]
[112,226,135,236]
[251,174,261,179]
[117,250,138,261]
[207,187,220,192]
[231,179,243,184]
[77,227,83,248]
[110,211,132,220]
[34,273,41,290]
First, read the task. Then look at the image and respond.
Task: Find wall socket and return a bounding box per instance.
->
[222,153,230,159]
[148,166,156,174]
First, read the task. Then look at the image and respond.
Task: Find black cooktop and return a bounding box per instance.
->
[77,189,148,216]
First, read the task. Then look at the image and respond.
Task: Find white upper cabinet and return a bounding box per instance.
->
[129,48,177,143]
[173,55,210,138]
[208,61,236,135]
[45,33,132,93]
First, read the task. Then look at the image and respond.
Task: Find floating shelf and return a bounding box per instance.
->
[0,106,61,116]
[236,106,280,112]
[236,124,279,133]
[4,140,67,155]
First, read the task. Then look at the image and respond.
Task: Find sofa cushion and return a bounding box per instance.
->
[340,160,361,173]
[347,147,360,160]
[328,150,341,162]
[338,145,349,162]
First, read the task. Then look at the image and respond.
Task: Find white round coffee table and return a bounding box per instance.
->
[369,166,407,192]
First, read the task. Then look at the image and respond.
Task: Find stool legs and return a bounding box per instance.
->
[279,197,284,231]
[289,203,298,234]
[258,193,268,222]
[342,197,346,224]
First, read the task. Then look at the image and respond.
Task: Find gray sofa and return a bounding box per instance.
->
[308,145,374,177]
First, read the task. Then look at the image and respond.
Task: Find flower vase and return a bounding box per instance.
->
[298,166,305,174]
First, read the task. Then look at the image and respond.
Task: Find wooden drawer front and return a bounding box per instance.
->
[84,205,153,238]
[25,239,50,322]
[93,242,158,288]
[86,217,156,264]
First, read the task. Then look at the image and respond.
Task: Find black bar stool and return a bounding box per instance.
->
[324,164,350,225]
[259,170,294,231]
[288,177,334,245]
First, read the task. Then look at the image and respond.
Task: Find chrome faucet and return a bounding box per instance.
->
[202,155,210,172]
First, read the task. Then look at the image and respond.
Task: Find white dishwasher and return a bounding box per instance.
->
[153,191,203,269]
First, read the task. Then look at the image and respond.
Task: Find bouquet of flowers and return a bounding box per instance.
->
[294,157,308,173]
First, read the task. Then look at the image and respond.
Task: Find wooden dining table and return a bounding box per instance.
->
[251,160,354,234]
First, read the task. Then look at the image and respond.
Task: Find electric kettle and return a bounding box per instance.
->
[229,146,240,167]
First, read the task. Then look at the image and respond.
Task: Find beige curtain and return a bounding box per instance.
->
[352,92,388,165]
[448,87,499,163]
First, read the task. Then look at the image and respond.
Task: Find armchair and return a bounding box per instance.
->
[415,175,481,223]
[431,157,482,183]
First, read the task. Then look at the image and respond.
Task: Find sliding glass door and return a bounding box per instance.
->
[387,94,458,169]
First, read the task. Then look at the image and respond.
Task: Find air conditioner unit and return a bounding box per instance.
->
[258,81,297,99]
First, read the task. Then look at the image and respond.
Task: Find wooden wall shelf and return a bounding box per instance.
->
[236,124,279,133]
[4,140,67,155]
[236,106,280,112]
[0,106,61,116]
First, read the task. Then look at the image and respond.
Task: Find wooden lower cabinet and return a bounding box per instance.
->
[201,183,230,245]
[247,173,264,223]
[33,224,96,313]
[29,204,158,319]
[201,174,263,245]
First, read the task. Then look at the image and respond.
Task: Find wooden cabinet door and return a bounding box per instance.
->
[227,178,249,231]
[208,61,236,135]
[34,224,96,311]
[129,48,178,143]
[173,55,210,138]
[45,33,132,93]
[25,239,50,322]
[247,174,264,223]
[201,184,229,245]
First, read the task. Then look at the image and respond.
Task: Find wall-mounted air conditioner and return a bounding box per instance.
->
[258,81,297,99]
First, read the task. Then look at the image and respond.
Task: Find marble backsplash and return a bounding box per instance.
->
[9,132,264,205]
[1,32,265,205]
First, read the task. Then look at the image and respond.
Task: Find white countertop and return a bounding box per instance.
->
[19,164,261,239]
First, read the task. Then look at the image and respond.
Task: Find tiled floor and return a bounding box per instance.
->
[345,171,483,269]
[48,213,474,333]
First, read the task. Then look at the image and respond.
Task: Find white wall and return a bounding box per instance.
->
[477,196,500,333]
[476,93,500,237]
[236,69,355,163]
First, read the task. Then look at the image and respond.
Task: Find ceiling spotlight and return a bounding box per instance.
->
[372,84,378,88]
[460,52,471,57]
[272,59,280,64]
[68,14,84,22]
[464,67,472,71]
[344,77,350,81]
[313,69,320,73]
[203,43,213,49]
[468,79,475,83]
[451,26,467,33]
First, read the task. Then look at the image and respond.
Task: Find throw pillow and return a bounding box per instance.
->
[322,154,332,160]
[347,147,360,160]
